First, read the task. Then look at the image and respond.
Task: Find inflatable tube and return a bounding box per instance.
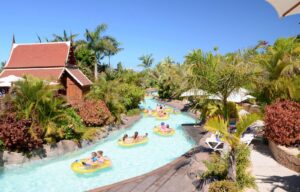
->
[71,159,111,174]
[153,126,175,136]
[156,114,169,120]
[118,137,149,147]
[144,96,153,99]
[164,108,173,113]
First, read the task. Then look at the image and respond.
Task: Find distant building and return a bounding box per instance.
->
[0,41,92,104]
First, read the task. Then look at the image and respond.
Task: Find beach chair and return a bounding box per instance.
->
[205,134,224,151]
[240,133,254,145]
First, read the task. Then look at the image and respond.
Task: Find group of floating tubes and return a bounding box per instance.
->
[71,159,112,174]
[71,102,179,174]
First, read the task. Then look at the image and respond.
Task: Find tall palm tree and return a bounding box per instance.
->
[186,50,254,120]
[205,114,260,181]
[85,24,108,80]
[138,54,154,69]
[103,36,123,68]
[52,30,78,42]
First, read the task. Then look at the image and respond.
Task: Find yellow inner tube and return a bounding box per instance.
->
[118,137,149,147]
[153,127,175,136]
[164,108,173,113]
[156,114,169,120]
[71,159,111,174]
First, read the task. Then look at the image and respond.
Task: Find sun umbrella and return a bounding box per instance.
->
[266,0,300,17]
[180,89,207,97]
[0,82,12,87]
[0,75,23,83]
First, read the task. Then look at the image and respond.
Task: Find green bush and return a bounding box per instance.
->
[201,153,228,180]
[202,145,256,190]
[209,180,239,192]
[126,108,141,116]
[81,128,102,141]
[87,76,144,121]
[236,144,256,189]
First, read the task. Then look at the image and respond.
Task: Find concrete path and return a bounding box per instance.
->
[250,140,300,192]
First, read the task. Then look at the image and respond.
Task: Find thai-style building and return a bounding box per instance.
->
[0,41,92,104]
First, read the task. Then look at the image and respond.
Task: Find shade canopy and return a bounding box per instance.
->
[181,88,255,103]
[0,75,23,83]
[266,0,300,17]
[180,89,208,97]
[0,75,23,87]
[0,82,12,87]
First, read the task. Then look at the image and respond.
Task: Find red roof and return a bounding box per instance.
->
[0,68,64,81]
[66,68,92,86]
[5,42,70,69]
[1,41,92,87]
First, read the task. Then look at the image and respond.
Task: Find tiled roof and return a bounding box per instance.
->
[65,68,92,86]
[5,42,70,69]
[0,68,64,81]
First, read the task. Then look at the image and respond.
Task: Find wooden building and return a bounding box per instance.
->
[0,41,92,104]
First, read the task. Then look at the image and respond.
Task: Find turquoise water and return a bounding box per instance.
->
[0,99,196,192]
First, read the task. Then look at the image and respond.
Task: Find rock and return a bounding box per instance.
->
[44,140,79,157]
[2,151,28,165]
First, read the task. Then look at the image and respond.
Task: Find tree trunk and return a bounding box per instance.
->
[94,62,98,81]
[223,98,228,121]
[108,55,111,68]
[228,149,237,181]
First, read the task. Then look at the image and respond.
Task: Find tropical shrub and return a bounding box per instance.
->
[0,112,43,153]
[74,99,113,126]
[264,100,300,146]
[81,127,102,141]
[236,144,256,189]
[202,145,256,190]
[87,75,144,121]
[251,37,300,104]
[209,180,239,192]
[205,114,260,182]
[153,57,185,100]
[202,153,228,180]
[126,108,141,116]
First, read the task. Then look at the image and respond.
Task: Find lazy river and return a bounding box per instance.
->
[0,99,196,192]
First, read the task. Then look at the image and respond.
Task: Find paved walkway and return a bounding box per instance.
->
[250,140,300,192]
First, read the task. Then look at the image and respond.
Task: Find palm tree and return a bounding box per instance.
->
[85,24,109,80]
[0,61,5,72]
[36,34,50,43]
[205,113,260,181]
[52,30,78,42]
[138,54,154,69]
[103,36,123,68]
[186,49,255,120]
[253,37,300,102]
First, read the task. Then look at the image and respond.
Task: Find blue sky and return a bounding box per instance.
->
[0,0,299,69]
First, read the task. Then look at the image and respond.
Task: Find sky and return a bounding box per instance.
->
[0,0,299,69]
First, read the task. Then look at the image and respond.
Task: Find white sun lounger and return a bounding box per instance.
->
[240,133,254,145]
[205,134,224,151]
[206,133,254,152]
